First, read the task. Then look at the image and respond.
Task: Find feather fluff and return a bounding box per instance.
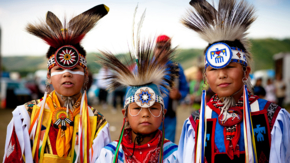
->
[182,0,256,49]
[97,40,179,94]
[26,14,100,48]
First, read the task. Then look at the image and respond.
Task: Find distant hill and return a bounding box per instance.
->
[2,38,290,76]
[250,38,290,70]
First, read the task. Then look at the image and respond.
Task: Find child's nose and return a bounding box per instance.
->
[141,108,150,117]
[63,71,72,77]
[218,69,227,79]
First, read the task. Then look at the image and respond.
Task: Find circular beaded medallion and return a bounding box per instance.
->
[134,87,156,107]
[52,107,74,130]
[55,45,80,69]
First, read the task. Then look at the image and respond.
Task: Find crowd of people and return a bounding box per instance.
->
[253,74,287,107]
[3,1,290,163]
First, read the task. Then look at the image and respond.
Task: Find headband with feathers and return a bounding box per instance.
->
[26,4,109,58]
[182,0,256,62]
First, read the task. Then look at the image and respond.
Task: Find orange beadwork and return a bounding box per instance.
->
[52,107,74,130]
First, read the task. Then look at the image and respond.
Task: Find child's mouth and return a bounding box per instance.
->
[218,83,230,87]
[140,122,151,126]
[62,82,74,87]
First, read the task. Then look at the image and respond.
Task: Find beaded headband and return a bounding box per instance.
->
[47,45,87,70]
[124,85,164,109]
[205,42,247,69]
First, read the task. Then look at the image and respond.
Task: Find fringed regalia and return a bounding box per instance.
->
[3,4,111,163]
[178,0,290,163]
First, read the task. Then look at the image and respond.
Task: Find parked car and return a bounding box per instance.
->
[0,78,32,109]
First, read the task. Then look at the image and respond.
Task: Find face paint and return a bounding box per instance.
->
[51,69,84,77]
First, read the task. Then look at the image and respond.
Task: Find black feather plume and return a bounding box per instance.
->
[26,4,109,53]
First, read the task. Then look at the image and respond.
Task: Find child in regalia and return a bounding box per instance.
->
[3,4,111,163]
[178,0,290,163]
[96,9,179,163]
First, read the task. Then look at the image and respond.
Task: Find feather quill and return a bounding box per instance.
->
[135,9,146,63]
[132,5,138,62]
[131,5,146,66]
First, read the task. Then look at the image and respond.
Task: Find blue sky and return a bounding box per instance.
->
[0,0,289,56]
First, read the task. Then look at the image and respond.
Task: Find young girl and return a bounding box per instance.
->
[178,0,290,162]
[3,4,111,163]
[96,9,179,162]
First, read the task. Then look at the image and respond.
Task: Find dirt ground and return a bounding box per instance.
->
[0,104,192,161]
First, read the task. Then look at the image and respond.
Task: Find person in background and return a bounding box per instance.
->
[189,67,204,110]
[253,78,266,98]
[86,67,93,105]
[154,35,189,143]
[97,65,113,109]
[265,78,276,103]
[275,74,286,107]
[112,85,126,114]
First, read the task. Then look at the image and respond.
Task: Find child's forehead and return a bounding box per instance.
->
[207,62,242,69]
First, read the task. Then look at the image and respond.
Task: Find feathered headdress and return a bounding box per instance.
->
[27,4,109,69]
[98,41,177,92]
[182,0,256,67]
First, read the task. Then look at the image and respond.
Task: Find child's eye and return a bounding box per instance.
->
[150,107,158,110]
[56,68,63,71]
[72,67,80,70]
[134,107,141,110]
[210,68,217,71]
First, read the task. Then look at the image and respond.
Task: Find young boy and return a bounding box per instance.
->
[3,4,111,163]
[178,0,290,162]
[95,20,179,162]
